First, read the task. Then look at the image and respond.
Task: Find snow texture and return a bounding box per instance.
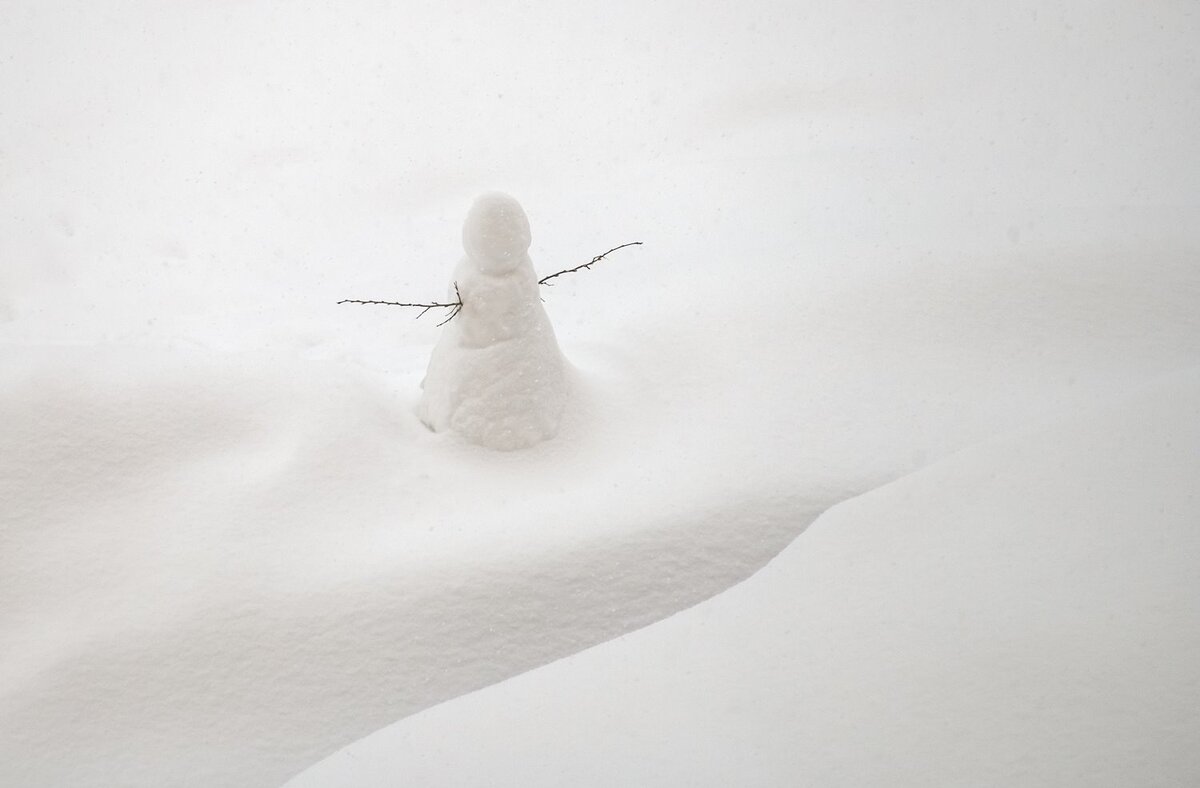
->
[417,192,567,450]
[290,370,1200,787]
[1,0,1198,786]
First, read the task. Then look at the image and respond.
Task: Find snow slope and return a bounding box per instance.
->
[4,236,1196,786]
[0,341,824,786]
[290,369,1200,788]
[2,0,1199,785]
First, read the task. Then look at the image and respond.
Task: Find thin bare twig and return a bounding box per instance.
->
[338,240,640,326]
[338,282,463,326]
[538,241,642,286]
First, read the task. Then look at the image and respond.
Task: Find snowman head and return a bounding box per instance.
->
[462,192,532,274]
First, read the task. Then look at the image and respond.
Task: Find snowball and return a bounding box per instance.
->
[416,193,566,450]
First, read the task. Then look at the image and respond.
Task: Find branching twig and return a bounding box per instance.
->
[538,241,642,286]
[338,241,640,326]
[338,282,463,326]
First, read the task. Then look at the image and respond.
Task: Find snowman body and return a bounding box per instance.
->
[417,193,567,450]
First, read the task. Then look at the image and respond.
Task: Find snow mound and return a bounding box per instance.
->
[418,193,566,451]
[289,369,1200,788]
[0,342,833,788]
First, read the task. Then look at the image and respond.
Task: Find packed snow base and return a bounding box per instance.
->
[417,192,567,450]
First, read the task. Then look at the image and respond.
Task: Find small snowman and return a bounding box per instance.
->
[416,192,567,450]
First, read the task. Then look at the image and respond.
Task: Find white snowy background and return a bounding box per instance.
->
[2,1,1198,786]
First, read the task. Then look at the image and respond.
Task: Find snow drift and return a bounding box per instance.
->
[290,369,1200,788]
[2,0,1198,786]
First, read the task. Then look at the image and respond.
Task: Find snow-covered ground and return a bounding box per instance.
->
[2,1,1198,786]
[289,369,1200,787]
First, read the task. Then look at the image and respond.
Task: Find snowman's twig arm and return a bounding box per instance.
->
[337,238,639,323]
[436,283,464,326]
[538,241,642,286]
[337,281,463,326]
